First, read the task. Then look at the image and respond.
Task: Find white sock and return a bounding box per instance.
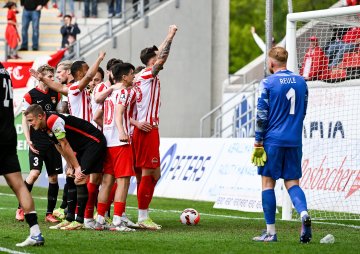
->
[84,218,93,223]
[300,211,309,219]
[121,212,126,218]
[266,224,276,235]
[30,224,41,236]
[112,215,121,226]
[138,209,148,222]
[96,214,105,224]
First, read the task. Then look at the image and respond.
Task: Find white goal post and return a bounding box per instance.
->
[283,5,360,221]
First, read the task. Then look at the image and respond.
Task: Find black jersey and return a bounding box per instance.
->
[22,87,61,113]
[45,112,106,152]
[22,86,61,151]
[0,63,17,148]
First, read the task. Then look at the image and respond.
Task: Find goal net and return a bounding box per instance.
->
[284,5,360,221]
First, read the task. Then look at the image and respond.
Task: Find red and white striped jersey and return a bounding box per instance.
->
[67,81,92,122]
[128,87,137,136]
[134,67,160,125]
[91,81,109,128]
[103,88,131,147]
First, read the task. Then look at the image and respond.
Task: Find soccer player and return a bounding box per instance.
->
[251,47,311,243]
[30,52,106,226]
[24,104,107,230]
[94,63,136,232]
[132,24,178,229]
[0,62,44,247]
[55,60,74,86]
[17,64,62,224]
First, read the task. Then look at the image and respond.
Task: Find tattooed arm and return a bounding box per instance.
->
[152,25,178,77]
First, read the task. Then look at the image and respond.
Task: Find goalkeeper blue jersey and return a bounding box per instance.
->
[255,69,308,147]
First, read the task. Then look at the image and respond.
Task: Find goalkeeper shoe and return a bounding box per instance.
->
[16,208,24,221]
[300,215,312,243]
[252,231,278,242]
[138,218,162,230]
[16,233,45,247]
[49,220,71,229]
[53,208,65,220]
[45,214,60,223]
[61,221,83,230]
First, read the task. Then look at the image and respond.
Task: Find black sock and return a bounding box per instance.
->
[66,177,77,222]
[60,183,68,209]
[76,184,88,224]
[47,182,59,215]
[19,181,34,208]
[25,212,38,228]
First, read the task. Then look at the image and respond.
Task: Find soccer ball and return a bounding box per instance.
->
[180,208,200,225]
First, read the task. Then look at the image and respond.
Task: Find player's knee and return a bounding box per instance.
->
[48,174,58,184]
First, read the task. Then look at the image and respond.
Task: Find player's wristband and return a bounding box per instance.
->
[254,143,263,148]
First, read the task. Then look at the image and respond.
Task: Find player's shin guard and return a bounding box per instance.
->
[137,175,157,209]
[47,182,59,215]
[76,184,88,223]
[114,202,125,217]
[66,177,77,222]
[60,183,68,209]
[288,185,308,214]
[84,182,98,219]
[262,189,276,225]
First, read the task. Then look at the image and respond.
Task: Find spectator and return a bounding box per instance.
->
[84,0,98,18]
[300,36,330,81]
[58,0,74,17]
[60,15,80,49]
[133,0,149,18]
[4,1,21,59]
[325,26,358,68]
[344,0,360,6]
[108,0,121,18]
[19,0,48,51]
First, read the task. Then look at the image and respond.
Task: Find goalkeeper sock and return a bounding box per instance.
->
[262,189,276,225]
[288,185,308,214]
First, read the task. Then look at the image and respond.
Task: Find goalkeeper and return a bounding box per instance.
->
[251,47,312,243]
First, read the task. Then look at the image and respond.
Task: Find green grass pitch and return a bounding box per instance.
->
[0,186,359,254]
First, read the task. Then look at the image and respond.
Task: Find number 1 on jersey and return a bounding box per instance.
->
[286,88,295,115]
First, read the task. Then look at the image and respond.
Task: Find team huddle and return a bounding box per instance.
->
[0,24,177,247]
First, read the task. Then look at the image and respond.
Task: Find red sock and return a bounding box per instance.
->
[113,202,126,217]
[137,175,157,210]
[84,182,99,219]
[97,202,107,217]
[106,182,117,212]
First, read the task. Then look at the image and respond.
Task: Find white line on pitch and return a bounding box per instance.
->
[0,247,30,254]
[1,192,360,229]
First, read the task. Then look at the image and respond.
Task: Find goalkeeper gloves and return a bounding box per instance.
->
[251,145,267,166]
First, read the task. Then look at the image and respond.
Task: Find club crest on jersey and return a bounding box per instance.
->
[51,97,56,104]
[152,157,159,164]
[45,104,52,111]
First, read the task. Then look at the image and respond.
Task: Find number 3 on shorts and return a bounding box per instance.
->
[33,156,39,167]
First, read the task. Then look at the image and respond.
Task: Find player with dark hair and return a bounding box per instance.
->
[30,52,106,229]
[131,25,178,229]
[17,64,62,224]
[94,63,136,231]
[0,62,45,247]
[251,47,311,243]
[24,104,106,230]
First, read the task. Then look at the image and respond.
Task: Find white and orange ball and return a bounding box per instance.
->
[180,208,200,225]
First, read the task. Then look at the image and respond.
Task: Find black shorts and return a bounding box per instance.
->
[76,138,106,175]
[29,144,63,176]
[0,145,21,175]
